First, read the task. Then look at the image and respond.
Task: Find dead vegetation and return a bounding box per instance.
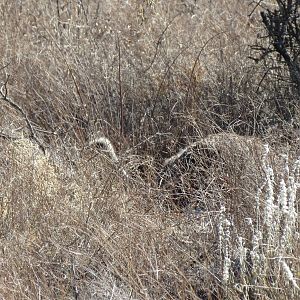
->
[0,1,299,299]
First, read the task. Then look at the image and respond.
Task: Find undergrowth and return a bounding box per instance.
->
[0,1,299,299]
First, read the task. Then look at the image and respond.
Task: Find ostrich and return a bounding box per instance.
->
[158,132,268,210]
[89,134,128,178]
[89,135,119,163]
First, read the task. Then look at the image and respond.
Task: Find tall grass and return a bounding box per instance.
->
[0,1,299,299]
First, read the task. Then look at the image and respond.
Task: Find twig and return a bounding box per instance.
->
[185,31,225,109]
[0,61,11,72]
[248,0,264,18]
[143,12,182,73]
[255,67,272,93]
[117,34,124,138]
[0,132,19,141]
[0,77,46,154]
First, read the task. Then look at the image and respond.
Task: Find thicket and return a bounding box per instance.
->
[0,1,299,299]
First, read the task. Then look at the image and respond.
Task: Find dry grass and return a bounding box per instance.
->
[0,1,299,299]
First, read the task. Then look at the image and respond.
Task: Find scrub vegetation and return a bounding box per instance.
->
[0,1,299,299]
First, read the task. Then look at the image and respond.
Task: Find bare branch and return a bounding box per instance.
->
[0,77,46,154]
